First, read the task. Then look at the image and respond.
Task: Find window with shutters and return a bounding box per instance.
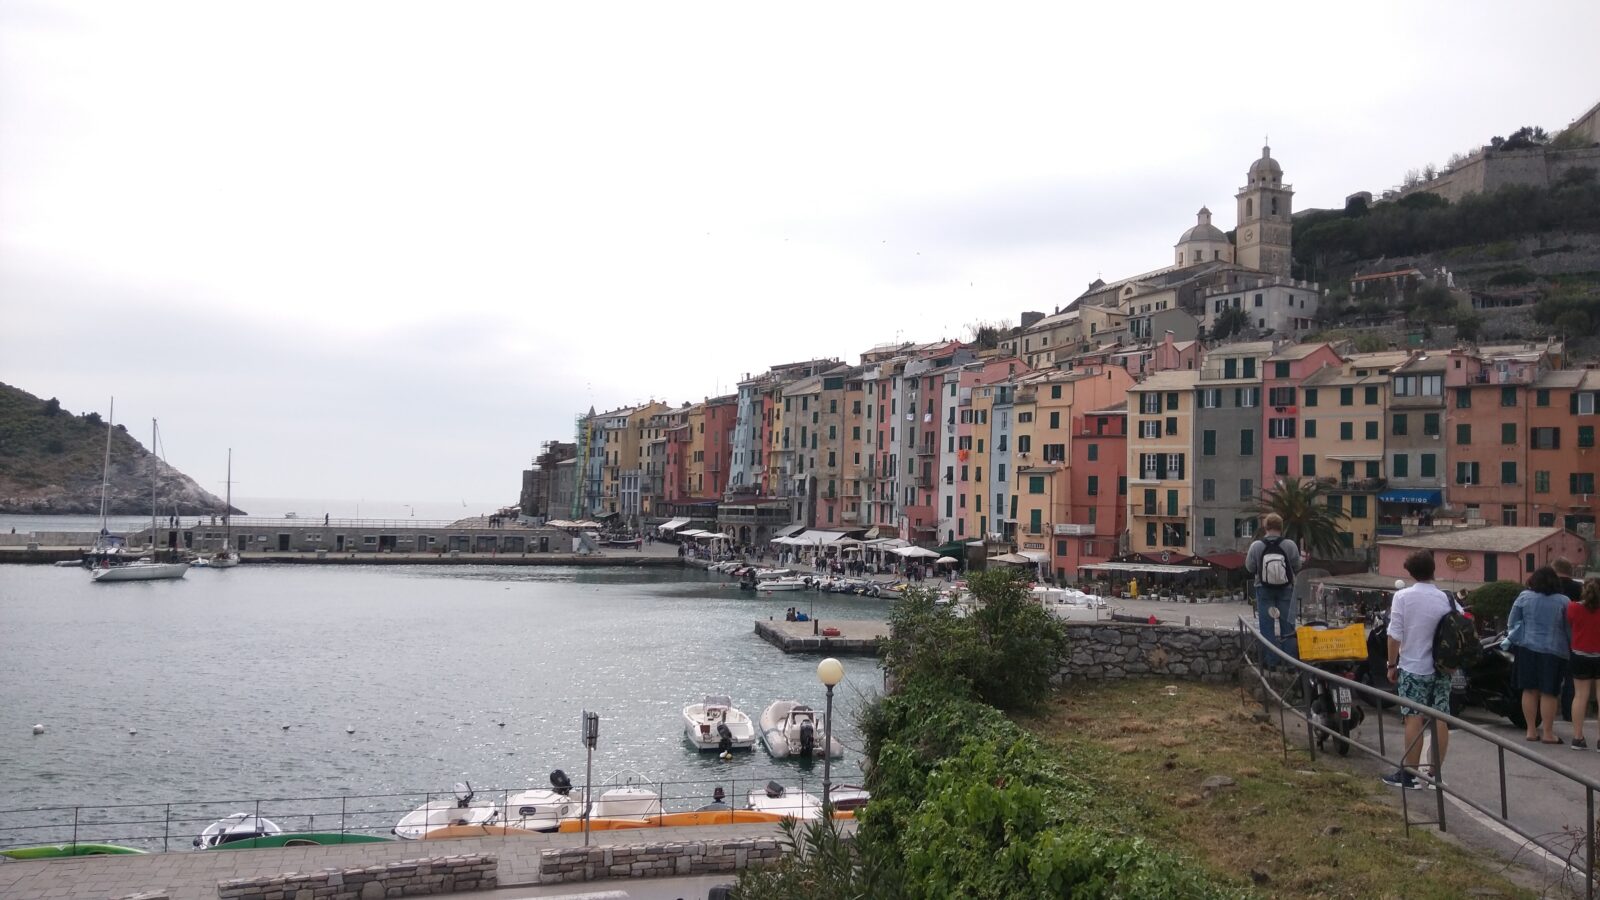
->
[1393,414,1408,436]
[1305,420,1317,438]
[1240,478,1253,501]
[1240,429,1254,456]
[1456,461,1480,485]
[1202,478,1215,501]
[1537,389,1550,407]
[1456,424,1471,444]
[1501,423,1516,444]
[1143,489,1157,515]
[1304,388,1319,407]
[1572,473,1596,495]
[1270,418,1296,439]
[1393,454,1409,478]
[1364,386,1378,405]
[1423,413,1440,436]
[1087,443,1099,461]
[1275,456,1289,475]
[1535,470,1550,493]
[1340,387,1353,406]
[1339,422,1353,441]
[1087,475,1099,496]
[1140,394,1161,414]
[1365,421,1379,440]
[1028,476,1045,494]
[1501,461,1517,485]
[1139,420,1161,438]
[1351,496,1368,518]
[1268,387,1296,407]
[1456,388,1472,408]
[1302,454,1316,477]
[1203,430,1216,455]
[1501,387,1517,407]
[1582,426,1595,448]
[1420,454,1437,478]
[1531,428,1560,450]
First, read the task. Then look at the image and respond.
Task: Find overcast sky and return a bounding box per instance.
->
[4,1,1598,512]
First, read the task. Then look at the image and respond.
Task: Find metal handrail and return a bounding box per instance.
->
[0,774,838,854]
[1237,617,1598,897]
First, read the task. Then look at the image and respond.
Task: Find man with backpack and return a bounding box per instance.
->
[1382,550,1462,790]
[1246,513,1302,662]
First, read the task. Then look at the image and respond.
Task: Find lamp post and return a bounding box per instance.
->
[817,657,844,814]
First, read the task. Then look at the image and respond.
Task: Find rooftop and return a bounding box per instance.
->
[1267,343,1335,362]
[1378,526,1567,554]
[1131,370,1202,391]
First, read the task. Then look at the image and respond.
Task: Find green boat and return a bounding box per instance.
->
[0,843,148,859]
[208,832,393,850]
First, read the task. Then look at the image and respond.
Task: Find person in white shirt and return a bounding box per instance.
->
[1383,550,1455,790]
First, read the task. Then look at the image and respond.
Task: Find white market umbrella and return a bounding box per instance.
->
[935,556,958,564]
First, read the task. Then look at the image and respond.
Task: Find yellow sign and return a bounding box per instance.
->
[1445,552,1470,571]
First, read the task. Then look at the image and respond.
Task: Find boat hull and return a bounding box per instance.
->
[683,703,758,751]
[0,843,147,859]
[759,700,843,759]
[209,832,392,850]
[93,562,189,582]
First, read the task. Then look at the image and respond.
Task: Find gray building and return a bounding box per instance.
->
[1190,341,1276,555]
[1200,276,1320,338]
[1383,351,1450,533]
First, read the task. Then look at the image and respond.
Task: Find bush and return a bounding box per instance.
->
[1468,580,1525,631]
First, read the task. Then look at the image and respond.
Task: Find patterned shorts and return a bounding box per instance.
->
[1397,670,1452,717]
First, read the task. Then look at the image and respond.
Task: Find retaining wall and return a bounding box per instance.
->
[216,853,496,900]
[537,837,783,884]
[1058,623,1240,683]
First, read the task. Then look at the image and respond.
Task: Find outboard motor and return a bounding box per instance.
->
[549,769,572,796]
[798,718,815,757]
[765,781,785,798]
[717,721,733,753]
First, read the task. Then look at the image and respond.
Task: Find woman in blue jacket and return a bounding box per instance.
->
[1510,566,1574,743]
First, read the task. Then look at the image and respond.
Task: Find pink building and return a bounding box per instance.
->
[1061,404,1127,577]
[1260,342,1343,492]
[1376,526,1586,585]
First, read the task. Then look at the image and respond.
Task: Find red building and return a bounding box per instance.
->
[1260,342,1343,492]
[1060,404,1127,576]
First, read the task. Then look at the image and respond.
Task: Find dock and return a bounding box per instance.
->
[754,618,887,655]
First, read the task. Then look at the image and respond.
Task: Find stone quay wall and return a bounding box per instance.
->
[216,854,496,900]
[538,837,784,884]
[1058,623,1241,684]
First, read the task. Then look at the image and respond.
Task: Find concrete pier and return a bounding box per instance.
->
[754,618,886,655]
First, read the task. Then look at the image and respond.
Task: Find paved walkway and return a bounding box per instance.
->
[0,824,791,900]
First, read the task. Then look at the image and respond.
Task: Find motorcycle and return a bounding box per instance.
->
[1306,655,1366,756]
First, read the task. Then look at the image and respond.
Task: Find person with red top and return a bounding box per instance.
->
[1570,580,1600,750]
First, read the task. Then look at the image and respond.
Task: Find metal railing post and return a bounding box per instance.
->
[1429,717,1446,831]
[341,794,348,837]
[1587,787,1595,900]
[1376,695,1386,756]
[1302,672,1318,762]
[1498,747,1508,820]
[71,806,78,849]
[164,804,171,852]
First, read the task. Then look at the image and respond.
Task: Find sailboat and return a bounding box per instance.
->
[85,398,130,569]
[198,449,240,568]
[92,418,188,583]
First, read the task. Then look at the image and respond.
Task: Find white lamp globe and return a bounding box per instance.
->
[817,657,845,687]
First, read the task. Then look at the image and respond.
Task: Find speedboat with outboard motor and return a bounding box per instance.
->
[393,782,500,840]
[746,782,824,820]
[759,700,842,759]
[194,813,282,848]
[683,695,757,752]
[502,770,585,832]
[760,576,812,592]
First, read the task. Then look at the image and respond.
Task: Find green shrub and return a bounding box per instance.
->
[1468,580,1525,631]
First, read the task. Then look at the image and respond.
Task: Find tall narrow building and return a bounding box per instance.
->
[1235,144,1294,278]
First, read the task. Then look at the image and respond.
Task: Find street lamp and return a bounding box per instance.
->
[817,657,844,814]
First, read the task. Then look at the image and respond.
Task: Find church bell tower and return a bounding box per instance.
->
[1235,144,1293,278]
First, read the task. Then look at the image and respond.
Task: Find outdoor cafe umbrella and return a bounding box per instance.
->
[893,546,941,559]
[935,556,958,565]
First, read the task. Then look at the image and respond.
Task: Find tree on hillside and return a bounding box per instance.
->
[1500,126,1550,151]
[42,398,61,416]
[1211,306,1250,340]
[965,319,1012,350]
[1251,478,1350,561]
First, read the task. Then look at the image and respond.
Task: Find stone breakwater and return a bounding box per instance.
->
[538,837,785,884]
[217,854,497,900]
[1058,623,1240,683]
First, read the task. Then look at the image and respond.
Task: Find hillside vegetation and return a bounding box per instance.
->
[0,383,237,516]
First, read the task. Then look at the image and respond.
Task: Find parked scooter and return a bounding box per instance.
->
[1300,620,1366,756]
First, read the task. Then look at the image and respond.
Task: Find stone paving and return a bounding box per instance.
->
[0,824,794,900]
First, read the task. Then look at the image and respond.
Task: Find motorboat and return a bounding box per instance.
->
[683,695,757,752]
[93,560,190,582]
[586,771,663,819]
[194,813,283,849]
[759,700,842,759]
[746,782,824,820]
[209,832,391,849]
[501,770,585,832]
[392,782,500,840]
[827,784,871,811]
[1,843,147,859]
[760,576,812,592]
[753,568,795,580]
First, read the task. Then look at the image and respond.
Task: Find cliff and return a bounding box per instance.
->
[0,383,243,516]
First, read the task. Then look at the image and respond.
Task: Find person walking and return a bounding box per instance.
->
[1509,566,1573,744]
[1383,550,1455,790]
[1554,557,1584,601]
[1570,580,1600,750]
[1245,513,1302,660]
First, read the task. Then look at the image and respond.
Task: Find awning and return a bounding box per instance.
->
[657,517,691,534]
[1078,562,1211,574]
[893,546,941,558]
[1019,550,1050,564]
[793,530,854,545]
[1199,552,1248,570]
[933,541,968,557]
[863,527,880,540]
[678,529,707,538]
[1379,489,1443,506]
[694,531,732,540]
[1325,454,1383,461]
[773,522,807,539]
[990,552,1036,565]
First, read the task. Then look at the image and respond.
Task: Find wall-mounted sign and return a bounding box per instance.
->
[1445,552,1470,571]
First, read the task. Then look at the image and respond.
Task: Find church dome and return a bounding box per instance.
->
[1249,145,1282,182]
[1177,206,1226,244]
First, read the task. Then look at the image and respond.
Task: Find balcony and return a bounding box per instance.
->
[1468,368,1536,385]
[916,444,937,456]
[914,474,934,488]
[1135,505,1190,518]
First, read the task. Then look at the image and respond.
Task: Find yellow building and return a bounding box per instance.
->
[1296,351,1409,550]
[684,402,707,498]
[1127,370,1201,555]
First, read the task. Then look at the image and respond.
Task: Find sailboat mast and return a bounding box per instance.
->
[98,397,115,532]
[225,449,232,541]
[151,419,159,552]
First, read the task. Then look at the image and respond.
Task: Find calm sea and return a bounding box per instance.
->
[0,564,880,843]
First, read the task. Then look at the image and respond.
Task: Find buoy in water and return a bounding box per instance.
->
[282,724,290,730]
[32,724,44,735]
[129,728,137,735]
[346,725,356,734]
[498,722,506,728]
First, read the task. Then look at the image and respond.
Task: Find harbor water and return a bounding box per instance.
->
[0,563,881,831]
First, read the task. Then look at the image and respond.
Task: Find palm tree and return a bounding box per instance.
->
[1250,478,1350,560]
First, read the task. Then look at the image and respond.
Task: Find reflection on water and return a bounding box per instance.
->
[0,564,882,816]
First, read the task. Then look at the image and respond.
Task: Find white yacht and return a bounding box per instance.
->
[502,770,585,832]
[683,695,757,751]
[93,560,190,582]
[759,700,842,759]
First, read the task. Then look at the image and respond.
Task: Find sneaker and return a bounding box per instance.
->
[1382,771,1422,790]
[1574,738,1590,751]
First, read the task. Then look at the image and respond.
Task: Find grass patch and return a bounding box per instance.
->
[1025,680,1534,899]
